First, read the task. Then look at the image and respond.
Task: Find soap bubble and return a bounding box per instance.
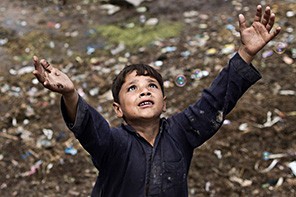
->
[191,69,203,79]
[175,75,187,87]
[273,42,287,54]
[191,69,209,79]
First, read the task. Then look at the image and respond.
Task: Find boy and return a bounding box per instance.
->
[33,5,281,197]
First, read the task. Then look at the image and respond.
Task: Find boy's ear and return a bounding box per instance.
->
[113,102,123,118]
[162,96,167,112]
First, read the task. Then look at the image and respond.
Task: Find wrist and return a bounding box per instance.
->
[238,47,255,64]
[62,89,78,101]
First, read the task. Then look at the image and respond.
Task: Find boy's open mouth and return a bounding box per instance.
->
[138,101,154,107]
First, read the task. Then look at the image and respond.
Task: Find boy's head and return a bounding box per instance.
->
[112,64,165,104]
[111,64,166,121]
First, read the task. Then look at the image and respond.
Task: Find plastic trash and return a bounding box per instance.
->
[65,146,78,156]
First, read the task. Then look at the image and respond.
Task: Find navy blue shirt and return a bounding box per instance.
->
[61,53,261,197]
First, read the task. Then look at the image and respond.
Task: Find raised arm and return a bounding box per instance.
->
[33,56,78,122]
[238,5,281,64]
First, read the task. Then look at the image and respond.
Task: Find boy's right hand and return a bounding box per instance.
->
[33,56,75,97]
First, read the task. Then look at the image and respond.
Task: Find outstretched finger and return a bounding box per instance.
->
[269,27,281,41]
[253,5,262,23]
[238,14,247,32]
[33,69,47,85]
[261,6,271,26]
[33,56,47,83]
[40,59,54,73]
[33,56,43,74]
[266,13,275,32]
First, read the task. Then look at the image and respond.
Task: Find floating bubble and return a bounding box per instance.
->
[191,69,209,80]
[175,75,187,87]
[273,42,287,54]
[191,69,203,79]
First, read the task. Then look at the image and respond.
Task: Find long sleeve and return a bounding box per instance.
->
[60,95,112,169]
[169,52,262,149]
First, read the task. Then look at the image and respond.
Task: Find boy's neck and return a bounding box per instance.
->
[125,118,161,146]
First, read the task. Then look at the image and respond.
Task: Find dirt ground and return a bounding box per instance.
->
[0,0,295,196]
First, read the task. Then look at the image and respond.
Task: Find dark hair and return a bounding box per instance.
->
[112,64,164,104]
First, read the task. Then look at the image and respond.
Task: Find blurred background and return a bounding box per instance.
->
[0,0,295,196]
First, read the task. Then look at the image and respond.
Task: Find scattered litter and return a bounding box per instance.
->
[286,10,295,18]
[205,181,211,192]
[0,38,8,46]
[221,44,235,55]
[287,111,296,116]
[262,50,274,58]
[262,177,284,188]
[161,46,177,53]
[180,50,191,58]
[86,46,96,55]
[279,90,295,96]
[254,111,282,128]
[262,151,294,160]
[65,146,78,156]
[145,18,159,26]
[288,161,296,176]
[255,159,279,173]
[125,0,145,7]
[153,60,163,67]
[223,119,231,125]
[100,4,120,15]
[214,149,222,159]
[229,176,252,187]
[46,163,54,174]
[36,136,53,149]
[43,128,53,140]
[282,55,294,65]
[238,123,249,131]
[206,48,217,55]
[111,43,125,55]
[21,160,43,177]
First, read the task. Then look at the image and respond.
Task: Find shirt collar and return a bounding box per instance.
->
[121,117,167,135]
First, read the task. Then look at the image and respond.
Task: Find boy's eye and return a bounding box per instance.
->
[127,85,136,92]
[149,83,158,88]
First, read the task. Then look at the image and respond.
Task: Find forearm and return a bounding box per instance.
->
[202,53,261,115]
[62,90,79,123]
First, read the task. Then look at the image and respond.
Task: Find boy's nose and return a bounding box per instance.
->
[139,91,151,98]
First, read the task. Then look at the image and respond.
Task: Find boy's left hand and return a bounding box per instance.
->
[238,5,281,64]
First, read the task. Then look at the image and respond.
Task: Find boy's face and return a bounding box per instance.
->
[113,71,166,122]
